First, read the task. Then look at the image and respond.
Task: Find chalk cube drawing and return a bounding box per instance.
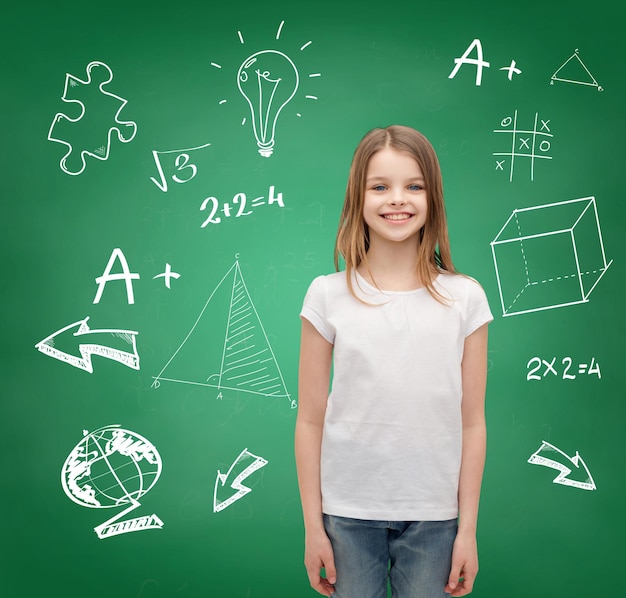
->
[491,196,612,316]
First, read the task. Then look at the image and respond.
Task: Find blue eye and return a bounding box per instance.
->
[372,185,387,191]
[408,184,423,191]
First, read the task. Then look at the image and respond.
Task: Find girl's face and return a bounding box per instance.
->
[362,147,428,248]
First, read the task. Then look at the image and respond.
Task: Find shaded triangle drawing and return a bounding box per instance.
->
[550,50,603,91]
[152,260,294,408]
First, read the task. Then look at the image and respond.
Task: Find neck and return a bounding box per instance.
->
[359,238,427,291]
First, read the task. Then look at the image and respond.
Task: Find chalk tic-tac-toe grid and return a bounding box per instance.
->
[493,111,552,182]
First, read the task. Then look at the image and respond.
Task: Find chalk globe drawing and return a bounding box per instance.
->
[61,426,162,510]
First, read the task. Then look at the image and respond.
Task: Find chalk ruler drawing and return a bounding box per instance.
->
[47,61,137,175]
[213,448,268,512]
[152,258,295,408]
[35,317,140,373]
[61,426,163,538]
[493,110,552,182]
[212,20,320,157]
[150,143,212,192]
[550,49,603,91]
[528,441,596,491]
[491,196,613,316]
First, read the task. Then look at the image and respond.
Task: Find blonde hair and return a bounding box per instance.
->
[334,125,456,302]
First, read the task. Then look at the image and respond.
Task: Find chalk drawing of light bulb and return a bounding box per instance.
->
[237,50,299,158]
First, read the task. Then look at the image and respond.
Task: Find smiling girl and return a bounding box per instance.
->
[295,125,493,598]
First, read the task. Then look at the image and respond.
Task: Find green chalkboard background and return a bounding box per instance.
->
[2,0,625,596]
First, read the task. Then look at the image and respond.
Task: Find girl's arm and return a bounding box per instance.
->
[445,323,489,597]
[295,318,336,597]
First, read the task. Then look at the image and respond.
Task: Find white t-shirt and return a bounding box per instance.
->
[300,270,493,521]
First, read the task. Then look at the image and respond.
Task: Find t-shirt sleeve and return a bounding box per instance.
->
[300,276,335,344]
[464,279,494,337]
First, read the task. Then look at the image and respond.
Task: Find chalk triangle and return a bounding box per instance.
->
[152,260,292,404]
[551,51,601,89]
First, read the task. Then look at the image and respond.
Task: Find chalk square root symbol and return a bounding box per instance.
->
[491,196,613,316]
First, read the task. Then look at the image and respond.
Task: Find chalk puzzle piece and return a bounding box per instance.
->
[48,61,137,175]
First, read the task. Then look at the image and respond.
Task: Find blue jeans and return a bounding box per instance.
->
[323,515,457,598]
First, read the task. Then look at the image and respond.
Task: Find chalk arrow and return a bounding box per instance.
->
[35,317,139,373]
[213,448,268,512]
[528,440,596,491]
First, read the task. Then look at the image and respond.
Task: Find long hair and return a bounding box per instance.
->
[334,125,456,302]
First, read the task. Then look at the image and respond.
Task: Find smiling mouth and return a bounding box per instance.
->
[382,213,413,221]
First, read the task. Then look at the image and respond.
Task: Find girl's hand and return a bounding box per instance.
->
[444,531,479,596]
[304,529,336,596]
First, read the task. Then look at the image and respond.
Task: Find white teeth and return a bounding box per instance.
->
[383,213,411,220]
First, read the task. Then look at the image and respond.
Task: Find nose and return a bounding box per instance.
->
[389,189,406,206]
